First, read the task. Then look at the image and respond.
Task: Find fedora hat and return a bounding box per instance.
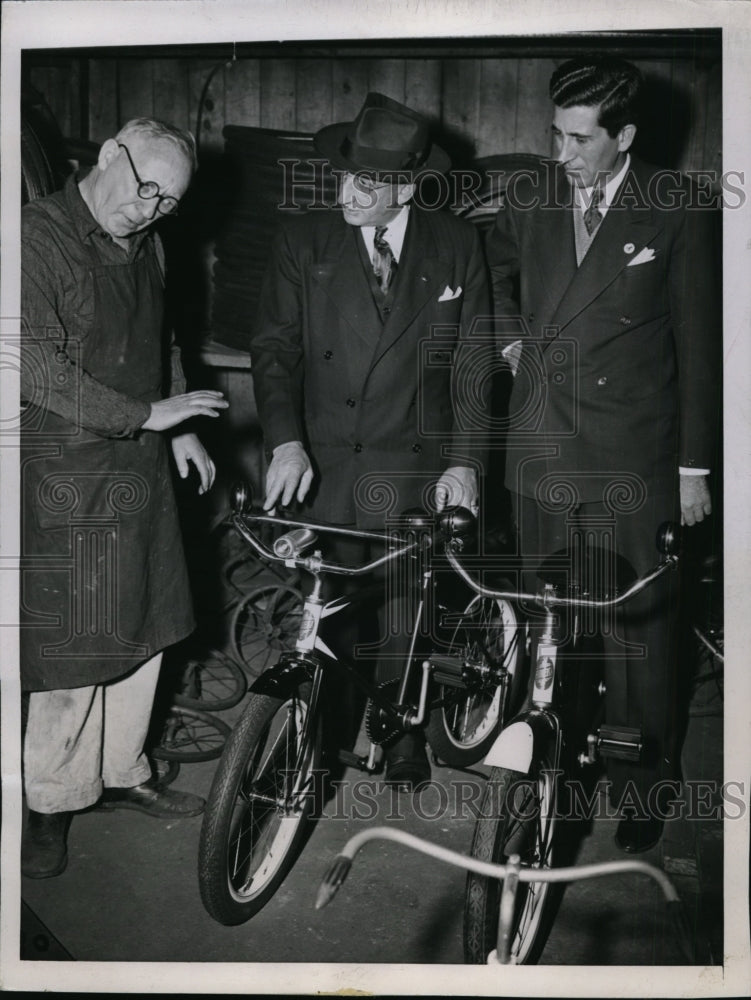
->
[314,92,450,179]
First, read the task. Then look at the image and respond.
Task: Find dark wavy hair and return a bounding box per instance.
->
[549,57,643,137]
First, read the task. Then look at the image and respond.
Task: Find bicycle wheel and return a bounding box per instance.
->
[173,649,248,712]
[464,758,557,965]
[427,595,524,766]
[198,681,322,924]
[150,706,231,763]
[229,584,303,677]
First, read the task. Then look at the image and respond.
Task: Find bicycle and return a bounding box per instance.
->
[436,519,683,964]
[197,483,525,925]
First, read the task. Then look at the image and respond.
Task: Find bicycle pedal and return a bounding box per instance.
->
[429,654,466,688]
[337,749,380,774]
[595,725,643,762]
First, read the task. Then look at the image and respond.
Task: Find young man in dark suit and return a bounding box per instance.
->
[488,57,720,852]
[251,93,490,789]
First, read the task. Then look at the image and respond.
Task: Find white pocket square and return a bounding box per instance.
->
[438,284,462,301]
[627,247,656,267]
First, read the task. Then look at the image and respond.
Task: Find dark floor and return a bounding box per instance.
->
[12,658,727,994]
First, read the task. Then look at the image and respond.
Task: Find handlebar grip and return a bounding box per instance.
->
[656,521,680,557]
[272,527,318,559]
[437,506,476,541]
[231,481,252,514]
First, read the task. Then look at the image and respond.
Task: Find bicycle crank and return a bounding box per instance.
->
[365,680,406,745]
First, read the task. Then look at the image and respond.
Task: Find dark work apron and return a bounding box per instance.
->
[20,236,195,691]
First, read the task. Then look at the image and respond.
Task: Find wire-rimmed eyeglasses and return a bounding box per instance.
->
[117,142,179,215]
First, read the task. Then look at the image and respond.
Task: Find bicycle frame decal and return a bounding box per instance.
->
[295,595,351,659]
[533,643,557,704]
[295,600,324,654]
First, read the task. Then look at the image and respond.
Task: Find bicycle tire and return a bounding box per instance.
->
[427,595,524,767]
[173,650,248,712]
[150,706,231,763]
[198,682,322,925]
[464,758,558,965]
[229,584,303,678]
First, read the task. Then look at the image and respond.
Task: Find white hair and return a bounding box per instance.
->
[115,118,197,171]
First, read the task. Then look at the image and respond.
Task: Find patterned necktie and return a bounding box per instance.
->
[373,226,397,293]
[582,185,603,236]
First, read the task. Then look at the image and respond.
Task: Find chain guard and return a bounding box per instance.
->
[364,679,403,745]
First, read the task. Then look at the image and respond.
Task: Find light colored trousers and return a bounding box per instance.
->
[23,653,163,814]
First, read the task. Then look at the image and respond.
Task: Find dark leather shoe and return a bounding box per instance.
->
[615,815,664,854]
[22,810,70,879]
[384,732,431,792]
[99,777,204,818]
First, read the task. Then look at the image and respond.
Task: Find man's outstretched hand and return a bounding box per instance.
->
[142,390,228,432]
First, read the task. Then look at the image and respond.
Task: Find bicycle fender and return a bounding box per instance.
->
[249,661,313,698]
[483,712,556,773]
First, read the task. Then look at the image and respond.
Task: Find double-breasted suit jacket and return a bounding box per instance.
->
[251,206,491,527]
[491,156,720,506]
[488,156,721,799]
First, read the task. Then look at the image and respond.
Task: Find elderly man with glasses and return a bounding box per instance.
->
[20,117,228,879]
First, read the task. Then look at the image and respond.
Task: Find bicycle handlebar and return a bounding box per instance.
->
[445,546,679,610]
[230,481,680,602]
[228,481,477,578]
[230,509,420,577]
[316,826,679,908]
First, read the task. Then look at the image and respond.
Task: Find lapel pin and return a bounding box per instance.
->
[623,242,635,254]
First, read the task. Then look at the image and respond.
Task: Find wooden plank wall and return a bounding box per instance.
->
[27,52,721,174]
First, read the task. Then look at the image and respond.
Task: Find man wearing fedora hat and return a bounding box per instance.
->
[250,92,491,789]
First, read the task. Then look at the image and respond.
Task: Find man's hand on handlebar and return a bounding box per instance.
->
[264,440,314,512]
[142,391,228,432]
[435,466,478,513]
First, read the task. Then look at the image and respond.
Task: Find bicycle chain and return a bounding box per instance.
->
[364,679,404,745]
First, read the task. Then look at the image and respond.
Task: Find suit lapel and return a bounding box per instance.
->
[529,167,578,327]
[550,161,661,334]
[310,219,378,353]
[370,208,451,368]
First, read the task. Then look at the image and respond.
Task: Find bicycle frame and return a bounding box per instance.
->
[443,543,679,775]
[229,504,460,782]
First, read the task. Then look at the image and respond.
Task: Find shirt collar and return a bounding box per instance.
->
[574,153,631,210]
[361,204,410,261]
[65,170,148,251]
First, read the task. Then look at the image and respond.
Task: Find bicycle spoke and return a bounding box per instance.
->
[225,695,311,897]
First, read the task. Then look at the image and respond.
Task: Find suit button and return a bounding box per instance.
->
[383,306,391,315]
[324,350,333,359]
[346,398,356,407]
[597,376,608,386]
[412,443,422,453]
[619,316,631,326]
[354,443,363,453]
